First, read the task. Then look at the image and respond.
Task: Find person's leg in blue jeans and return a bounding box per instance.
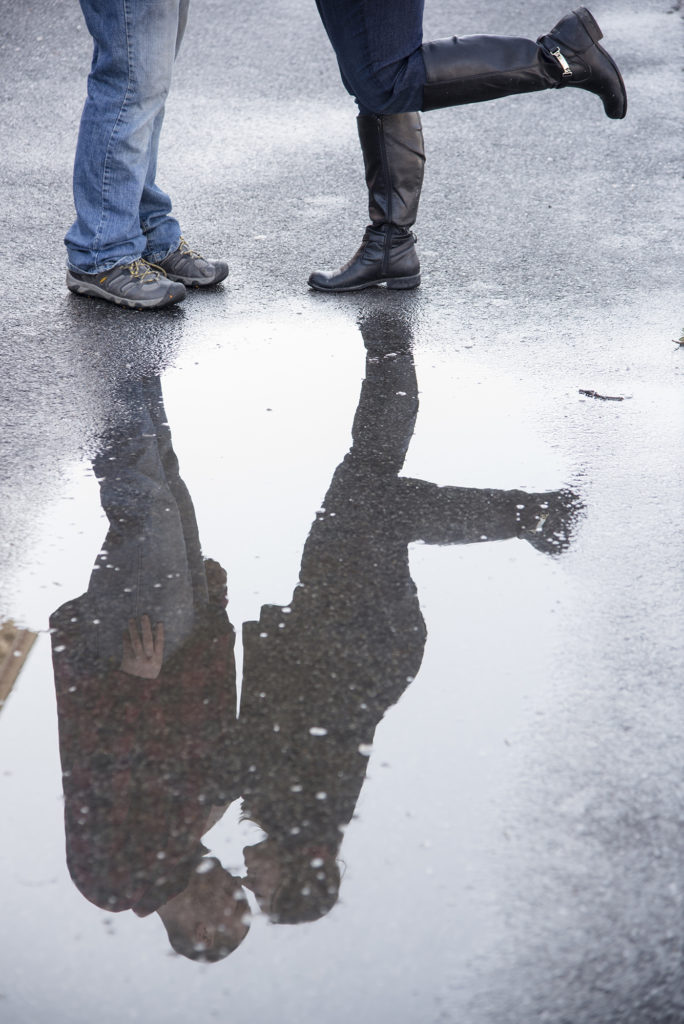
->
[66,0,187,274]
[309,2,627,293]
[140,2,190,266]
[65,0,227,310]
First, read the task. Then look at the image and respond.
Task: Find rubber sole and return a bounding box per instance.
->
[162,266,229,287]
[66,272,186,309]
[308,273,421,293]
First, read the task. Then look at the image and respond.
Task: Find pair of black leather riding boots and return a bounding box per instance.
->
[308,7,627,293]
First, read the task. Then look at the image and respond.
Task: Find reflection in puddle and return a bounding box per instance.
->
[50,375,248,960]
[49,310,580,961]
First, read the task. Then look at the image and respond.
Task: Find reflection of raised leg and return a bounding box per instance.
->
[396,480,582,554]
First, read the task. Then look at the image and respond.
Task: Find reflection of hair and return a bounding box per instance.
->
[166,926,243,963]
[270,849,341,925]
[160,864,251,963]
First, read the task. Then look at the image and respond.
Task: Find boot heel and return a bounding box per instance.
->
[575,7,603,42]
[386,274,421,290]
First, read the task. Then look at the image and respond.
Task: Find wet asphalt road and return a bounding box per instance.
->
[0,2,683,1023]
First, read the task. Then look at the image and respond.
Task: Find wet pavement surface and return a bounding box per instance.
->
[1,2,683,1023]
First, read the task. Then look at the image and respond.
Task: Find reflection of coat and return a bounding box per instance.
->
[240,465,428,848]
[239,340,543,852]
[240,349,427,849]
[51,580,240,916]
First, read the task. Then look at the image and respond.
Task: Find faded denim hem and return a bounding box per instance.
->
[65,252,145,276]
[143,236,181,264]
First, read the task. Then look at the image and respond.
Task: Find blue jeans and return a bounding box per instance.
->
[314,0,426,115]
[65,0,190,274]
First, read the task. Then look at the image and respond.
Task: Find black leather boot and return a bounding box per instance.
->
[308,112,425,293]
[538,7,627,119]
[421,7,626,120]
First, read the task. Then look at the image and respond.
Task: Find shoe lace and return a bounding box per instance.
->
[128,258,167,281]
[177,237,202,260]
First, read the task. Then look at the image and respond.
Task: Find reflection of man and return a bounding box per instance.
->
[239,311,580,923]
[50,377,248,961]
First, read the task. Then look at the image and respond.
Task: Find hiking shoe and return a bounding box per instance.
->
[66,259,186,310]
[153,237,229,287]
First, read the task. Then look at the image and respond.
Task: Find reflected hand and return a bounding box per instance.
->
[517,488,583,556]
[120,615,164,678]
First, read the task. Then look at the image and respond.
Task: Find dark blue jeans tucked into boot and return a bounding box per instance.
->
[314,0,427,114]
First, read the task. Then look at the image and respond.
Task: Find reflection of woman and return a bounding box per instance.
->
[50,377,248,961]
[239,312,579,922]
[308,6,626,292]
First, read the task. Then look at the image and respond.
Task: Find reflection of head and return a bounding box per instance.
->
[244,839,340,925]
[157,857,251,962]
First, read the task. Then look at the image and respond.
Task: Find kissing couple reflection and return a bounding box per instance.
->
[50,311,580,962]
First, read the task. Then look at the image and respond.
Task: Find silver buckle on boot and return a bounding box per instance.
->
[550,47,573,78]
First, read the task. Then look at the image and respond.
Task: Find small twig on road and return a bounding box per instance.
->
[672,329,684,347]
[579,389,628,401]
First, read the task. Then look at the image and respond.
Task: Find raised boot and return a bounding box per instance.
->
[308,112,425,293]
[421,7,626,119]
[538,7,627,119]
